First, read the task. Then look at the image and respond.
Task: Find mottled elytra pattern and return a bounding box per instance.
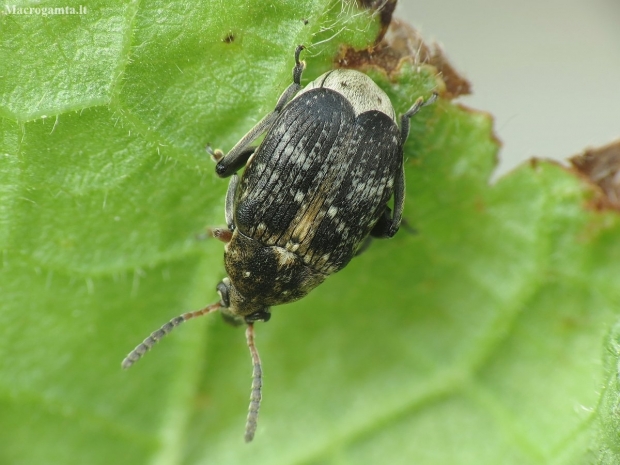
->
[235,88,402,274]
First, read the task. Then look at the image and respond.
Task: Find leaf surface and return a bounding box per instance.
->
[1,2,619,464]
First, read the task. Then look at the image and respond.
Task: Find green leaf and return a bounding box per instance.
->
[1,1,619,464]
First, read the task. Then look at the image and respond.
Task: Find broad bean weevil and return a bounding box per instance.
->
[122,45,436,442]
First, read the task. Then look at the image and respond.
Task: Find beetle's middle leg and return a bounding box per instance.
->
[202,172,241,242]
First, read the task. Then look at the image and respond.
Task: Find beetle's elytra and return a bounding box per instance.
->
[122,45,436,442]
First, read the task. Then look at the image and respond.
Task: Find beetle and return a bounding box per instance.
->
[122,45,436,442]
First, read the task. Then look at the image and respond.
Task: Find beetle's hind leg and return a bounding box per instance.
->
[357,206,417,256]
[371,92,438,238]
[367,203,418,242]
[369,206,393,239]
[368,205,402,240]
[212,45,307,178]
[353,207,397,255]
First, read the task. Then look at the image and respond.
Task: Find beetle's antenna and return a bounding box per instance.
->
[244,323,262,442]
[121,302,222,369]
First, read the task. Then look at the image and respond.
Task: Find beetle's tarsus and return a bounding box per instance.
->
[208,227,233,243]
[293,45,305,85]
[206,144,225,163]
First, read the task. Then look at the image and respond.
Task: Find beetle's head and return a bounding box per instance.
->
[217,277,272,326]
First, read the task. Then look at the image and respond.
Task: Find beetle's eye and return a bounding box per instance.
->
[217,280,231,307]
